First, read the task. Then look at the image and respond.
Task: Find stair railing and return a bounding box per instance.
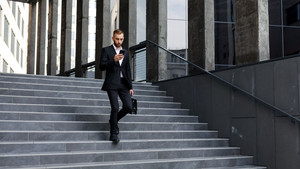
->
[133,40,300,125]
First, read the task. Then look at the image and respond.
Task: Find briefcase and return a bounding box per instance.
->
[131,98,137,114]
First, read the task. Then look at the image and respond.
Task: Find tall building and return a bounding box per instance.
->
[0,1,29,73]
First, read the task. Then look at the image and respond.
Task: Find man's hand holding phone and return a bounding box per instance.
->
[114,50,125,62]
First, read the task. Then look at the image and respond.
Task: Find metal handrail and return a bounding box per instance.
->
[58,61,96,76]
[141,40,300,124]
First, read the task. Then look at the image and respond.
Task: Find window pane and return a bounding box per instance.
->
[4,17,9,45]
[283,0,300,26]
[2,59,8,73]
[10,30,15,56]
[21,49,23,68]
[16,42,20,62]
[167,20,187,49]
[269,26,283,59]
[18,8,21,28]
[215,23,236,68]
[22,19,24,37]
[284,27,300,56]
[269,0,281,25]
[168,0,186,20]
[12,2,16,17]
[215,0,235,22]
[0,7,2,37]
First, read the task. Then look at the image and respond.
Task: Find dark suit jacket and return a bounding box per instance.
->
[99,45,133,91]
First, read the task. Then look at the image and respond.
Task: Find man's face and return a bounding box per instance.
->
[112,33,124,48]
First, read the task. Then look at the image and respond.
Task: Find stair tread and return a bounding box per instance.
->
[0,147,241,156]
[0,130,213,133]
[0,102,188,110]
[0,111,196,117]
[0,87,172,98]
[0,138,229,144]
[0,81,162,91]
[0,156,253,169]
[0,94,180,104]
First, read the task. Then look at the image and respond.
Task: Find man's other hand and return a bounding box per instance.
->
[130,89,134,96]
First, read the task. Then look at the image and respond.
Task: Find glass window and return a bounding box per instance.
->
[10,30,15,56]
[22,19,24,37]
[214,0,235,22]
[284,27,300,56]
[269,26,283,59]
[16,42,20,62]
[71,31,75,40]
[269,0,282,25]
[18,8,21,28]
[215,23,236,67]
[283,0,300,26]
[21,49,23,68]
[0,7,2,37]
[2,59,8,73]
[4,17,9,45]
[72,15,76,24]
[168,0,187,20]
[89,33,95,41]
[12,2,16,18]
[167,20,187,49]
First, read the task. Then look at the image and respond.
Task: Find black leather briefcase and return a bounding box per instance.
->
[131,98,137,114]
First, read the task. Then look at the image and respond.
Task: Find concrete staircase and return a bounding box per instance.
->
[0,73,265,169]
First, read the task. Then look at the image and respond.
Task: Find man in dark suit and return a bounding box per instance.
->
[100,29,133,144]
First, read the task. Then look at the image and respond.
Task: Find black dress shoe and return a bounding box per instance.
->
[109,134,120,144]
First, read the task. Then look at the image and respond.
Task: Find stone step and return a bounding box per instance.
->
[204,166,267,169]
[0,88,174,102]
[0,103,190,115]
[0,120,207,131]
[0,81,166,95]
[0,130,218,142]
[0,156,254,169]
[0,139,229,154]
[0,95,181,109]
[0,73,152,85]
[0,76,158,90]
[0,148,241,167]
[0,111,197,123]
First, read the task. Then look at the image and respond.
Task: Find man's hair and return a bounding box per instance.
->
[113,29,124,35]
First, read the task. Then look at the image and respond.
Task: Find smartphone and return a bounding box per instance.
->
[119,50,125,55]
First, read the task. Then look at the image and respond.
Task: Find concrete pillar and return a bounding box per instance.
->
[119,0,137,79]
[27,1,37,74]
[59,0,72,75]
[119,0,137,50]
[47,0,58,75]
[36,0,47,75]
[188,0,215,74]
[75,0,89,77]
[146,0,167,82]
[235,0,270,65]
[95,0,111,79]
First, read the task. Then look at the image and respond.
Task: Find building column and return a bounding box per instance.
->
[36,0,47,75]
[119,0,137,80]
[235,0,270,65]
[146,0,167,82]
[95,0,111,79]
[59,0,72,75]
[75,0,89,77]
[27,1,38,74]
[47,0,58,75]
[188,0,215,74]
[119,0,137,50]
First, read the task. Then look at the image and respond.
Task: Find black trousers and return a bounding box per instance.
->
[107,79,132,135]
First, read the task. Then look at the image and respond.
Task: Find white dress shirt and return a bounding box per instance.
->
[113,44,124,78]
